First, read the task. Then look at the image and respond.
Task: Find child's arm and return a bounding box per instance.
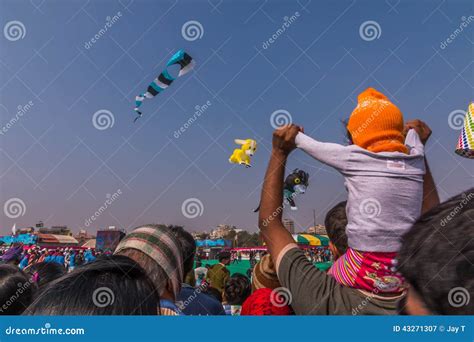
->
[405,128,424,156]
[404,120,439,213]
[295,132,351,172]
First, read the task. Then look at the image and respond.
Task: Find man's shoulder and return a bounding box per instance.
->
[350,289,404,315]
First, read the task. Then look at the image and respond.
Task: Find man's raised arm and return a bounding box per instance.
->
[258,125,302,263]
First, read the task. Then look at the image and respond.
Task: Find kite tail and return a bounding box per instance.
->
[133,94,145,122]
[133,113,142,123]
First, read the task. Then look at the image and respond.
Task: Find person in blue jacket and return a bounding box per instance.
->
[19,254,29,270]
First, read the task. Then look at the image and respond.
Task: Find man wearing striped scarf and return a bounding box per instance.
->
[115,224,184,315]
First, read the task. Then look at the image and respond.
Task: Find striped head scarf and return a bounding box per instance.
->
[115,225,184,299]
[251,254,281,291]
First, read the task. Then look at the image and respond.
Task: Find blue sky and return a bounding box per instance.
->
[0,0,472,235]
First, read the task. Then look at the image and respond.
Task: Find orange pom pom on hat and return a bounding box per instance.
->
[347,87,408,154]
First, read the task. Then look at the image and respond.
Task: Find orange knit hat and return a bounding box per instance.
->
[347,88,408,154]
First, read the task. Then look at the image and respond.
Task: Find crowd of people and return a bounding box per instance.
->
[304,248,332,263]
[0,88,472,316]
[0,246,99,272]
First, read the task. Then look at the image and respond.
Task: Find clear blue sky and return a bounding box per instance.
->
[0,0,472,235]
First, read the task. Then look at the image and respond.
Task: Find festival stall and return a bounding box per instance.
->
[195,239,231,259]
[292,234,330,247]
[36,234,79,247]
[0,233,37,246]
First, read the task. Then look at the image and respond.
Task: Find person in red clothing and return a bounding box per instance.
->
[241,288,292,316]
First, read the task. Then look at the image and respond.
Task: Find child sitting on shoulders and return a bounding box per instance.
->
[296,88,425,294]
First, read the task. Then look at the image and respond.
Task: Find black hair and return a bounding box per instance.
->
[0,264,35,315]
[224,273,251,305]
[397,188,474,315]
[24,255,160,315]
[218,251,231,262]
[324,201,349,254]
[26,262,66,289]
[169,226,196,278]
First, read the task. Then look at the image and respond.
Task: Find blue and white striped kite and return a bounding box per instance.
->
[134,49,195,122]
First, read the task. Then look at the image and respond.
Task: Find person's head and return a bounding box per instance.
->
[26,262,66,289]
[114,224,183,301]
[24,255,160,315]
[347,87,407,154]
[169,226,196,278]
[397,188,474,315]
[0,265,35,315]
[324,201,349,259]
[251,254,281,291]
[224,273,251,306]
[196,261,202,268]
[218,251,231,265]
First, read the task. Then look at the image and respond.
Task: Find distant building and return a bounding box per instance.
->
[282,219,295,234]
[210,224,235,239]
[38,225,72,236]
[74,229,96,246]
[307,224,327,235]
[191,231,209,240]
[16,226,35,235]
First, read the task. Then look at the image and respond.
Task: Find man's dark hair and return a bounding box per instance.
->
[218,251,231,262]
[26,262,66,289]
[170,226,196,277]
[397,188,474,315]
[324,201,349,254]
[24,255,160,315]
[0,265,35,315]
[224,273,251,305]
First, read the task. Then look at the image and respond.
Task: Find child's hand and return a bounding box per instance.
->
[272,124,304,156]
[404,120,431,145]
